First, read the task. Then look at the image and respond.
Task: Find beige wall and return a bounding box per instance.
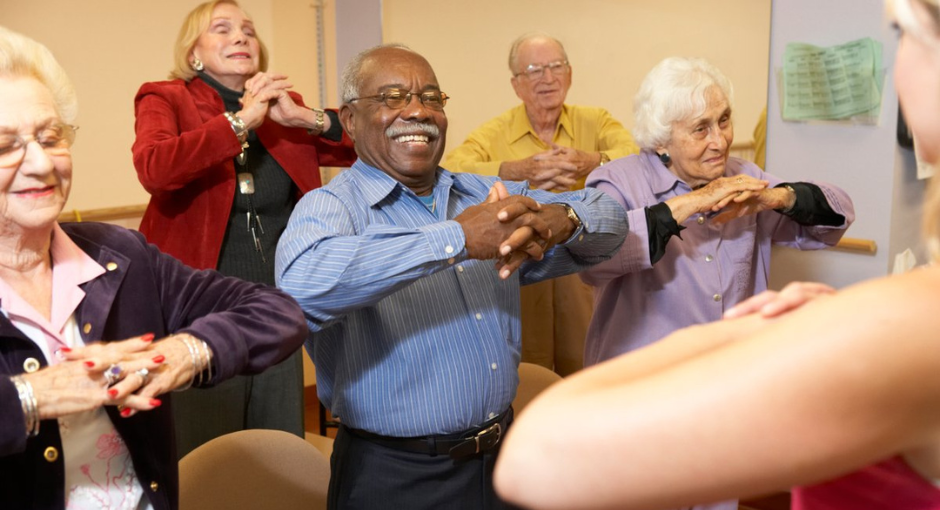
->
[3,0,331,213]
[383,0,772,156]
[4,0,770,209]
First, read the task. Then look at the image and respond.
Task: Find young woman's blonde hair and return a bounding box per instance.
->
[893,0,940,260]
[168,0,269,82]
[0,25,78,123]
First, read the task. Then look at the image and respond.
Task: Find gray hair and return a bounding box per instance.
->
[0,25,78,123]
[340,43,415,103]
[632,57,734,150]
[508,33,568,74]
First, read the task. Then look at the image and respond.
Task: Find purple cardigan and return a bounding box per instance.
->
[0,222,307,509]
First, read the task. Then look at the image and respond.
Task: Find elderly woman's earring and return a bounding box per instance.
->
[658,152,671,165]
[191,58,204,72]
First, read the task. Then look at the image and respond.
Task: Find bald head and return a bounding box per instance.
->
[508,33,568,74]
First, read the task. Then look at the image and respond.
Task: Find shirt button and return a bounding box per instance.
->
[705,255,714,262]
[23,358,41,373]
[457,266,464,273]
[475,313,482,320]
[713,294,721,302]
[83,323,92,334]
[490,363,497,370]
[488,412,497,419]
[578,234,584,242]
[447,258,455,265]
[44,447,59,463]
[106,262,118,271]
[444,245,454,254]
[150,481,159,492]
[697,216,705,225]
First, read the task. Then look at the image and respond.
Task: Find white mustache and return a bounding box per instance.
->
[386,123,439,139]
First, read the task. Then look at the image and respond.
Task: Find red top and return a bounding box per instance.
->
[132,78,356,270]
[793,457,940,510]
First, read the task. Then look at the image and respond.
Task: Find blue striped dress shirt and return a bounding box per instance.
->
[275,160,627,436]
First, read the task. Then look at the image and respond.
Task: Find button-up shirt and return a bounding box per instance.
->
[275,160,627,436]
[582,150,854,366]
[442,104,639,189]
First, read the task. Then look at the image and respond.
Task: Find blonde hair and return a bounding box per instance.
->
[0,25,77,123]
[893,0,940,260]
[169,0,269,81]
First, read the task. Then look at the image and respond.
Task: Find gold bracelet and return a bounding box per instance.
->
[307,108,325,136]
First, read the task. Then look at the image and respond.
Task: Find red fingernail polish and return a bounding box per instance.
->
[108,388,118,398]
[150,399,162,407]
[120,408,132,417]
[141,333,155,343]
[152,355,165,363]
[84,361,95,368]
[60,347,72,353]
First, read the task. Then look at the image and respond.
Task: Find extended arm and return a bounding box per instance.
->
[275,190,474,332]
[496,268,940,510]
[516,186,627,286]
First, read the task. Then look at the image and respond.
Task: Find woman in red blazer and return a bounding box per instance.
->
[132,0,355,458]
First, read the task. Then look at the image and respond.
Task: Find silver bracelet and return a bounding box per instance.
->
[173,336,200,392]
[11,375,39,437]
[198,338,214,385]
[223,111,249,146]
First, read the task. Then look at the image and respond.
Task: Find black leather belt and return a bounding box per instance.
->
[345,408,512,459]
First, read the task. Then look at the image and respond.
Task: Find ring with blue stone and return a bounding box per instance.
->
[104,364,124,386]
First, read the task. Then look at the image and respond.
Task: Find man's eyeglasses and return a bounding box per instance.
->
[514,60,569,80]
[0,123,78,169]
[348,89,449,111]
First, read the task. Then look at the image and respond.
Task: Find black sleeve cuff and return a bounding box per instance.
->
[774,182,845,227]
[646,202,685,265]
[321,110,343,142]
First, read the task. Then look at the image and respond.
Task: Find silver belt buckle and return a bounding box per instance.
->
[473,422,502,454]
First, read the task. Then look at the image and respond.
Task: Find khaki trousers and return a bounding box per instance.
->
[519,273,593,376]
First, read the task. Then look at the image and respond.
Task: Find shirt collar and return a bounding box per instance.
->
[350,159,463,206]
[507,103,573,144]
[0,223,105,340]
[642,150,689,197]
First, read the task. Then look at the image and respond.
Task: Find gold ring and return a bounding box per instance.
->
[736,177,744,184]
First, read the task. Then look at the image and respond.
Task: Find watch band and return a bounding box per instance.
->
[562,203,582,230]
[308,108,325,135]
[598,152,610,166]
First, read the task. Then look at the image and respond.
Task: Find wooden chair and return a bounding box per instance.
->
[513,362,563,413]
[179,429,330,510]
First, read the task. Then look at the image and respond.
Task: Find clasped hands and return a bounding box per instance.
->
[23,333,203,421]
[667,175,795,225]
[502,144,598,191]
[455,182,574,280]
[236,72,320,131]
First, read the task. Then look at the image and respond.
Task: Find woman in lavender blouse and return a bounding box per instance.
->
[579,57,854,372]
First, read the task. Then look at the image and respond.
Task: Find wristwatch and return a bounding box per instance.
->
[598,152,610,166]
[308,108,325,135]
[562,203,582,230]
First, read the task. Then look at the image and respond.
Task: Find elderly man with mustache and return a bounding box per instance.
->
[275,43,627,510]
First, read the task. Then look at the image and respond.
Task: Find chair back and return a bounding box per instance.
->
[179,429,330,510]
[513,362,563,413]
